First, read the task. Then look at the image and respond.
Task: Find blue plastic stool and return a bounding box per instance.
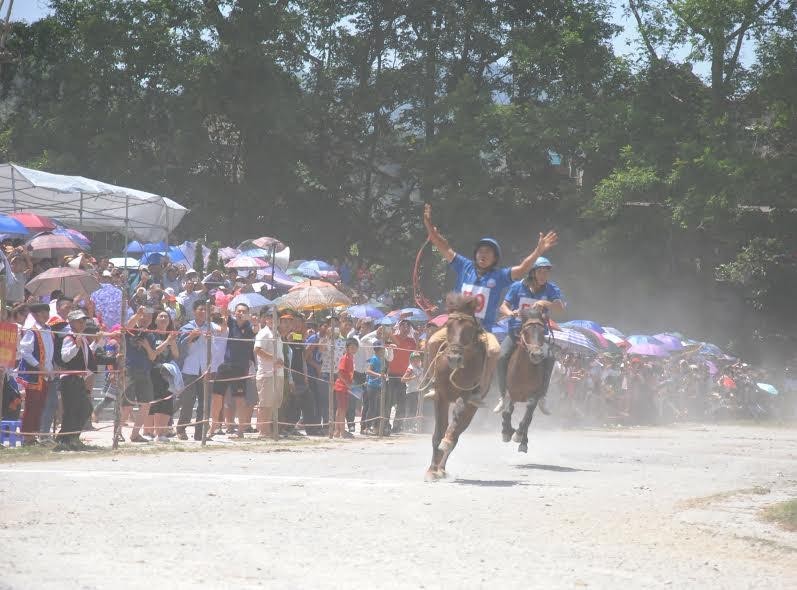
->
[0,419,22,447]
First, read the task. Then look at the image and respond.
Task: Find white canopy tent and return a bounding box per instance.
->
[0,163,188,242]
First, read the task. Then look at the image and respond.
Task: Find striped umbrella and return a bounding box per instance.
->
[550,328,600,355]
[561,320,604,333]
[26,232,83,258]
[627,335,664,347]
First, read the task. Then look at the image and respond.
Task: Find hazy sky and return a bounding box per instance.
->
[10,1,753,80]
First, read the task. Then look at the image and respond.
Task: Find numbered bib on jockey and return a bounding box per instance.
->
[518,296,539,313]
[461,283,490,319]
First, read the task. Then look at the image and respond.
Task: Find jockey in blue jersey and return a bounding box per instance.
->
[423,203,558,407]
[494,257,565,415]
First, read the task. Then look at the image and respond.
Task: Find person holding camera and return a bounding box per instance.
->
[124,306,156,443]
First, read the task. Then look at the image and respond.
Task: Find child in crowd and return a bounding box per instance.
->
[333,337,359,438]
[363,342,385,435]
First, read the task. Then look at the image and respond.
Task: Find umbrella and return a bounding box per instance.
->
[54,227,91,250]
[602,332,629,347]
[568,326,618,351]
[653,333,684,351]
[627,335,664,347]
[297,260,337,278]
[705,360,718,376]
[273,284,351,311]
[108,257,141,269]
[227,292,273,312]
[366,298,391,312]
[602,326,626,338]
[239,247,271,258]
[239,237,287,252]
[387,307,429,323]
[217,247,240,260]
[698,342,725,357]
[287,259,307,270]
[756,383,778,396]
[377,316,396,326]
[289,279,334,291]
[561,320,604,333]
[626,343,670,357]
[125,240,144,254]
[26,232,83,258]
[9,212,56,233]
[225,255,268,269]
[26,267,100,298]
[347,305,386,320]
[428,314,449,328]
[550,328,600,355]
[139,252,166,265]
[0,214,30,236]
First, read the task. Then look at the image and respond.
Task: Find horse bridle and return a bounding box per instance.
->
[445,311,485,391]
[519,314,553,357]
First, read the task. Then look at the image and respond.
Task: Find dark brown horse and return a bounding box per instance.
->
[424,293,486,481]
[501,308,549,453]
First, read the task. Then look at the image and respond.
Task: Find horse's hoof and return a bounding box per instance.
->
[425,469,440,482]
[438,437,453,452]
[437,469,448,479]
[502,430,514,443]
[518,442,528,453]
[512,431,522,443]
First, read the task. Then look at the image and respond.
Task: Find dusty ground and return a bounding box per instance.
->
[0,423,795,589]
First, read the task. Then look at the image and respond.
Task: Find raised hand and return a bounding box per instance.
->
[537,230,558,253]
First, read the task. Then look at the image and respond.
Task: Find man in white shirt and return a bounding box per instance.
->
[18,303,55,445]
[57,310,94,450]
[254,308,284,438]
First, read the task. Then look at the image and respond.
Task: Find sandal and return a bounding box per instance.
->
[129,434,149,443]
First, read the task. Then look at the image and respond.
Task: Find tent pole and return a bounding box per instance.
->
[10,166,16,212]
[114,195,131,450]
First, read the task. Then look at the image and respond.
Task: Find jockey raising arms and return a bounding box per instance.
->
[423,203,558,407]
[494,257,565,416]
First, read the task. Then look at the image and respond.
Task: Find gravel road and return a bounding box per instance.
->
[1,424,795,589]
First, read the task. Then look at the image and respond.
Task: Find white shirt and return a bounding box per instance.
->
[254,326,283,378]
[61,331,90,372]
[18,319,55,378]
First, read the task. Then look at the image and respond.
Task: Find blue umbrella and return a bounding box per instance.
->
[167,246,189,264]
[240,247,271,259]
[653,333,684,351]
[551,328,600,355]
[562,320,604,333]
[53,227,91,250]
[0,214,30,236]
[298,260,336,278]
[347,305,385,320]
[227,292,273,312]
[627,335,664,347]
[139,252,166,265]
[125,240,144,254]
[388,307,429,322]
[377,316,396,326]
[142,241,169,253]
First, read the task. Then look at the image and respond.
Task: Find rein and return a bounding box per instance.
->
[445,311,485,391]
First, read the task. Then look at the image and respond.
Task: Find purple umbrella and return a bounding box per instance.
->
[627,343,670,357]
[653,333,684,351]
[347,305,386,320]
[627,335,664,347]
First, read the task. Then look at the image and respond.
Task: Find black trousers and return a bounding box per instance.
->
[177,378,205,440]
[387,376,407,432]
[59,376,92,444]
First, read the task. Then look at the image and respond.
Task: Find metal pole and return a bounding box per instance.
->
[113,201,131,451]
[378,362,387,437]
[271,304,279,440]
[327,335,334,439]
[10,165,16,212]
[201,300,212,446]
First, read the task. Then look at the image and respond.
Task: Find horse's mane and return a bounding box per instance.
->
[445,292,478,316]
[519,307,545,323]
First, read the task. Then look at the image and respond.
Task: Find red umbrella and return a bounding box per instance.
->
[225,255,268,269]
[9,212,56,233]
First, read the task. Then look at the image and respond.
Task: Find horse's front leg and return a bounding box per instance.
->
[438,396,479,474]
[501,401,515,442]
[426,395,449,481]
[517,398,539,453]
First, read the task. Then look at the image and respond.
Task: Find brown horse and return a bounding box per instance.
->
[501,308,549,453]
[424,293,486,481]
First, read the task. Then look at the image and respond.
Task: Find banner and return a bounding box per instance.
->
[0,322,18,368]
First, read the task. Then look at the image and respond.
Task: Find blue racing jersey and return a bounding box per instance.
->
[450,254,514,331]
[504,280,564,333]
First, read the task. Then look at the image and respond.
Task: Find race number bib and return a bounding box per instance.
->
[461,284,490,319]
[518,296,540,313]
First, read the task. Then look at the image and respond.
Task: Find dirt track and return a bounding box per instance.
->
[1,423,795,589]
